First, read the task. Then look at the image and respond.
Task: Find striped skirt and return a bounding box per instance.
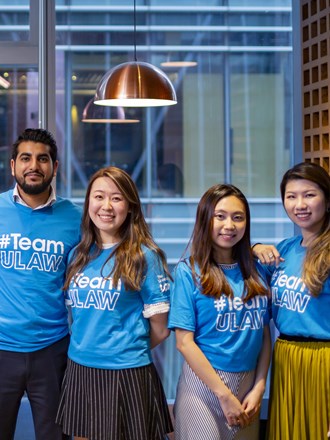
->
[267,338,330,440]
[56,359,173,440]
[174,361,259,440]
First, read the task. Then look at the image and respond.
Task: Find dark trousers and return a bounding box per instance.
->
[0,335,69,440]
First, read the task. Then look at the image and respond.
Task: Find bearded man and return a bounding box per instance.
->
[0,128,81,440]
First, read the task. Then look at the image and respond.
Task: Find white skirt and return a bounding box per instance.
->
[174,361,260,440]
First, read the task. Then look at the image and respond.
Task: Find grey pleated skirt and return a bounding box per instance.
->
[56,359,173,440]
[174,361,260,440]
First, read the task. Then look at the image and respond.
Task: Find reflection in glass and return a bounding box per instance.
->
[0,0,30,42]
[0,68,38,193]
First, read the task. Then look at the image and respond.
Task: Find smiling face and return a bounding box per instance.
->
[88,176,130,244]
[284,179,328,242]
[11,141,58,197]
[211,195,247,263]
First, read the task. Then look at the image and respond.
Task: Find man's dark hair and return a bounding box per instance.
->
[12,128,58,163]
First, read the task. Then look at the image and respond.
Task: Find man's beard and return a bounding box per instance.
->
[16,175,53,195]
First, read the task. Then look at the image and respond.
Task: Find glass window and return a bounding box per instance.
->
[0,1,30,42]
[0,1,38,193]
[55,2,293,200]
[0,67,38,192]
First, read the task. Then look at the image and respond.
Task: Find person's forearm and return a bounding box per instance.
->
[150,327,170,348]
[176,329,252,427]
[149,312,170,349]
[252,326,271,394]
[176,332,232,400]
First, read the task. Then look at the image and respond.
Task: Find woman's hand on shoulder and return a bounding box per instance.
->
[252,243,283,267]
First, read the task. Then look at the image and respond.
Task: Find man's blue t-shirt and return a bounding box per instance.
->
[0,189,81,352]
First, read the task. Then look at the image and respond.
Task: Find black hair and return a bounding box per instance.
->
[12,128,58,163]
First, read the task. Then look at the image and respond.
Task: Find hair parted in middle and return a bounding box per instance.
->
[64,166,171,291]
[187,183,268,301]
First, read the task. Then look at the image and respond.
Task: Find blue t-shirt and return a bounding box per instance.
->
[66,246,171,369]
[0,189,82,352]
[168,260,270,372]
[269,235,330,340]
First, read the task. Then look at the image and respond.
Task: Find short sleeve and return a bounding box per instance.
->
[139,248,171,306]
[168,261,198,332]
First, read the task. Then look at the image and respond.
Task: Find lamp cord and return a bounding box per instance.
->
[133,0,137,61]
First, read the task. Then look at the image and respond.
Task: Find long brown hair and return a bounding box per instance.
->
[280,162,330,296]
[64,166,171,291]
[187,184,268,301]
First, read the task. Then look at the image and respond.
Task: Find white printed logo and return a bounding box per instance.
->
[0,233,64,272]
[67,273,121,311]
[271,270,310,313]
[214,295,268,333]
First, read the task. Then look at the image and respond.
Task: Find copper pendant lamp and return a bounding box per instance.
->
[82,98,140,123]
[94,0,177,108]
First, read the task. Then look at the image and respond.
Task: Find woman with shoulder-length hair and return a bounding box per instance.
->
[169,183,271,440]
[253,162,330,440]
[56,166,173,440]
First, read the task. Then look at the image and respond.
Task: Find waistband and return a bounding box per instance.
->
[279,333,330,343]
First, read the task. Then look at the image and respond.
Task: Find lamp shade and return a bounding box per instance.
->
[94,61,177,107]
[82,98,139,123]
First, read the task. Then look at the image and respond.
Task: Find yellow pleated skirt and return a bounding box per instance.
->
[267,338,330,440]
